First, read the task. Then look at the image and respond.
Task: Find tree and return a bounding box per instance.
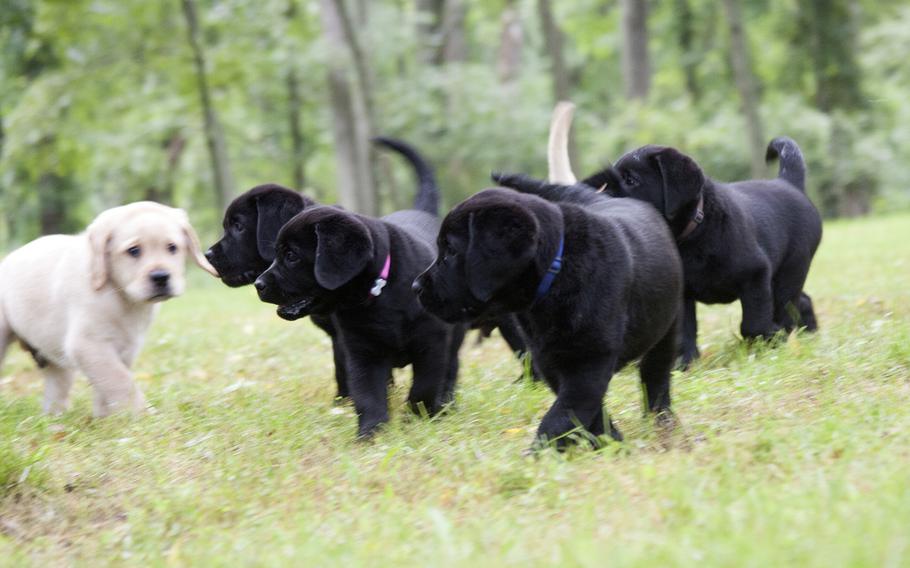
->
[537,0,576,165]
[621,0,650,100]
[497,0,523,83]
[319,0,376,215]
[181,0,236,212]
[285,0,307,190]
[722,0,765,178]
[676,0,700,102]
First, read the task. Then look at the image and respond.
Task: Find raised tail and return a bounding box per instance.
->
[373,136,439,215]
[765,136,806,192]
[547,101,577,184]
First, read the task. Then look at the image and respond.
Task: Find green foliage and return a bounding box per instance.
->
[0,0,909,246]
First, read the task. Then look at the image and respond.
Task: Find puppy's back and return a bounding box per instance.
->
[0,234,89,361]
[382,210,440,250]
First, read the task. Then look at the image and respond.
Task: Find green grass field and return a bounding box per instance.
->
[1,213,909,567]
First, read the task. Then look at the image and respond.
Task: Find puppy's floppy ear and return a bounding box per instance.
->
[172,209,219,277]
[256,191,305,261]
[86,214,116,291]
[314,216,373,290]
[465,207,538,302]
[650,148,705,219]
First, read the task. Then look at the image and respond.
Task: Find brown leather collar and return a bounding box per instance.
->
[676,195,704,241]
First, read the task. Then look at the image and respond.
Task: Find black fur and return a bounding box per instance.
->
[413,187,682,450]
[255,205,467,439]
[373,136,536,380]
[203,184,354,398]
[373,136,439,215]
[505,137,822,368]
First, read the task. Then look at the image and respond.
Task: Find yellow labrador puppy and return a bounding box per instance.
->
[0,202,217,417]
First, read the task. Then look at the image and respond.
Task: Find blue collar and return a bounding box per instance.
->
[533,235,564,303]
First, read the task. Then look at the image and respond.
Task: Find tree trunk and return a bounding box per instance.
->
[441,0,467,63]
[676,0,700,102]
[799,0,865,113]
[285,0,306,190]
[181,0,235,211]
[722,0,765,178]
[621,0,650,100]
[319,0,376,214]
[497,1,523,83]
[416,0,445,65]
[537,0,576,167]
[145,133,186,205]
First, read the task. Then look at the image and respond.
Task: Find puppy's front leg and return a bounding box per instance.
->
[535,353,618,450]
[330,339,350,400]
[345,352,393,439]
[739,269,780,341]
[73,345,146,417]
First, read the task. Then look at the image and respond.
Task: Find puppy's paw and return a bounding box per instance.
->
[654,409,679,430]
[676,348,700,371]
[355,418,387,441]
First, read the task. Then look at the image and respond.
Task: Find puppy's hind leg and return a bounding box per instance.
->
[42,365,76,415]
[0,310,12,373]
[440,324,467,406]
[740,266,780,341]
[640,320,678,426]
[677,297,700,369]
[772,259,816,333]
[797,292,818,332]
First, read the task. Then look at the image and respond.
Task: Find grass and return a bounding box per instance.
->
[1,212,909,567]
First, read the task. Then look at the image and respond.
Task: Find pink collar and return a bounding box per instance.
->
[369,254,391,297]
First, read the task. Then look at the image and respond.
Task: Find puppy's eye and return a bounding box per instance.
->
[127,245,141,258]
[167,243,178,254]
[623,172,638,187]
[233,221,244,233]
[284,250,298,263]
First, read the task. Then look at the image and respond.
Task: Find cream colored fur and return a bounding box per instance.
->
[0,201,216,417]
[547,101,578,184]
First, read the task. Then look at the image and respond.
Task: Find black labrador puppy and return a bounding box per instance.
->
[206,138,440,400]
[204,183,354,398]
[499,137,822,368]
[254,202,467,439]
[413,185,682,449]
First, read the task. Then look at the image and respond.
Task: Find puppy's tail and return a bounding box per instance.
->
[373,136,439,215]
[547,101,577,184]
[765,136,806,192]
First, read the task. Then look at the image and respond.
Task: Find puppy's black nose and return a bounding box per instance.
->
[411,279,423,294]
[204,248,215,262]
[149,270,170,287]
[253,277,266,292]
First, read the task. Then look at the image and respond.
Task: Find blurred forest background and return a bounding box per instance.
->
[1,0,909,247]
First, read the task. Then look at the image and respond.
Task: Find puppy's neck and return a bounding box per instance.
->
[672,182,712,241]
[525,199,566,294]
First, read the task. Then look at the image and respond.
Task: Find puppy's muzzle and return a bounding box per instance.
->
[147,270,174,301]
